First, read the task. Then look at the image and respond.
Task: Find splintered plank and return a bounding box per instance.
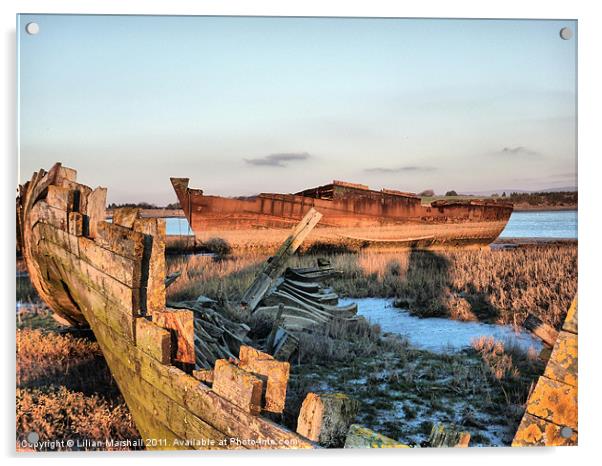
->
[86,187,107,238]
[136,317,172,364]
[133,217,166,313]
[512,413,577,447]
[95,331,234,450]
[212,359,264,416]
[152,308,195,365]
[238,346,290,414]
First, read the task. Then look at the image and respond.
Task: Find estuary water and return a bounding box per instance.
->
[340,298,542,354]
[499,210,577,239]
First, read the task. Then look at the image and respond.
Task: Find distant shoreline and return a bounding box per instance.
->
[513,205,577,212]
[107,205,577,218]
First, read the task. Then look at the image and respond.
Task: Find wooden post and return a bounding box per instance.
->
[212,359,264,416]
[296,392,358,447]
[428,423,471,447]
[524,314,558,348]
[238,346,290,414]
[152,308,195,366]
[240,208,322,312]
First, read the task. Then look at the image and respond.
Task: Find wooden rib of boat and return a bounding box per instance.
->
[171,178,513,251]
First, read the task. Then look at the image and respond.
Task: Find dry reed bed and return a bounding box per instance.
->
[16,328,139,451]
[167,243,577,328]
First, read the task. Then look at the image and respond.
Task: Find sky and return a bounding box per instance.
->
[18,15,577,205]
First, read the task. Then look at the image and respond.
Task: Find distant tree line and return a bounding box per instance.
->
[505,191,577,206]
[107,201,181,210]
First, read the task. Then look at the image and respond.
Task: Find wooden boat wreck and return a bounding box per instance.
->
[17,163,575,450]
[16,164,407,450]
[171,178,513,251]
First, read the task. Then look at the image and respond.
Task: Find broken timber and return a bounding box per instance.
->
[240,208,322,312]
[512,297,578,446]
[17,164,319,450]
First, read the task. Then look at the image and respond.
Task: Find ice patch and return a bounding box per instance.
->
[341,297,542,354]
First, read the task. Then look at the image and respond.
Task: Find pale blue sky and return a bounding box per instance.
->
[18,15,576,204]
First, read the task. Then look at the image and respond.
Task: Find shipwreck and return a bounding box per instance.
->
[170,178,513,251]
[17,164,575,449]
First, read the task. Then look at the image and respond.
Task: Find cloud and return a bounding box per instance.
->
[364,165,436,174]
[244,152,310,167]
[497,146,540,157]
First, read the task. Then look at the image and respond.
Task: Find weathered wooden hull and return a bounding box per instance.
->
[512,298,578,447]
[17,164,316,450]
[171,178,513,251]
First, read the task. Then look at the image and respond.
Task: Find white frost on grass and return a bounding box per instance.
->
[341,298,542,354]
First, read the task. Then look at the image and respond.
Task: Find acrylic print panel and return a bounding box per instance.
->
[16,14,577,451]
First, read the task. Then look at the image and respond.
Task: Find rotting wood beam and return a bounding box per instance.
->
[240,208,322,313]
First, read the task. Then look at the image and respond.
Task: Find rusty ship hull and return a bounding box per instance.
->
[171,178,513,250]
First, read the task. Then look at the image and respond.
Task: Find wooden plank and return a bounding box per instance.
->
[238,346,290,414]
[523,314,558,348]
[512,413,577,447]
[525,377,577,430]
[36,221,79,256]
[544,331,578,387]
[344,424,409,449]
[133,218,166,313]
[113,207,141,228]
[46,185,71,211]
[82,309,315,448]
[563,297,578,334]
[52,259,137,341]
[29,201,68,231]
[96,333,235,450]
[78,235,141,288]
[86,187,107,238]
[136,317,172,364]
[39,239,140,311]
[212,359,264,416]
[152,308,195,365]
[68,212,84,236]
[241,208,322,312]
[96,221,146,261]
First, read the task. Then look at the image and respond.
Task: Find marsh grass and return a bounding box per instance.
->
[285,339,542,446]
[167,243,577,328]
[16,328,139,450]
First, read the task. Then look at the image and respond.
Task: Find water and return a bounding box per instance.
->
[163,210,577,239]
[500,210,577,239]
[165,217,193,236]
[340,297,542,353]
